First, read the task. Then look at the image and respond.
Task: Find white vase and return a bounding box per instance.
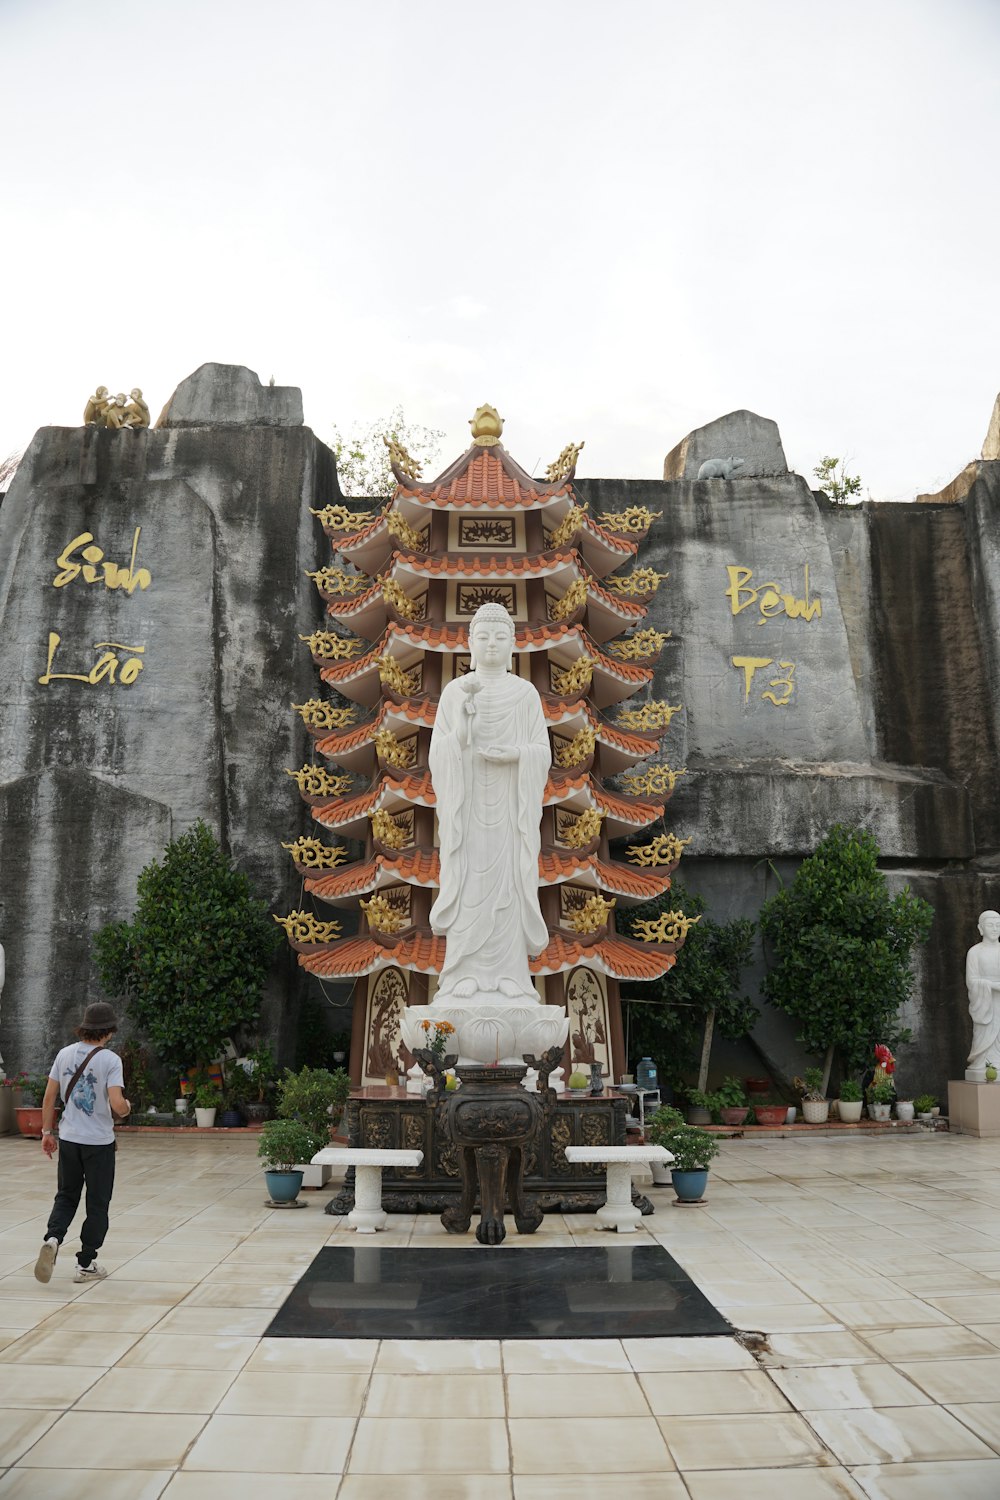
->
[895,1101,915,1121]
[174,1097,188,1114]
[838,1100,863,1123]
[871,1103,891,1122]
[194,1107,217,1129]
[802,1099,830,1124]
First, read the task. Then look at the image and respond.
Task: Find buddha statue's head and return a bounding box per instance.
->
[469,602,515,672]
[979,911,1000,940]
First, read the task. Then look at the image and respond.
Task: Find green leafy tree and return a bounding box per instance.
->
[92,821,282,1073]
[617,879,757,1088]
[330,406,444,500]
[760,823,934,1090]
[813,455,863,504]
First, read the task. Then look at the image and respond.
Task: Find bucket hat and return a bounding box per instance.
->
[79,1002,119,1033]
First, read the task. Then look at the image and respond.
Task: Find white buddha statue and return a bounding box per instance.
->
[401,603,568,1066]
[429,603,550,1004]
[966,910,1000,1082]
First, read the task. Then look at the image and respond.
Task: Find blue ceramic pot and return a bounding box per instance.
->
[219,1109,243,1129]
[264,1169,304,1203]
[671,1168,709,1202]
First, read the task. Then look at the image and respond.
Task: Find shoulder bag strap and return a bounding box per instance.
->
[59,1046,104,1113]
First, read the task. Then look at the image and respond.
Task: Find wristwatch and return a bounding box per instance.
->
[41,1129,54,1137]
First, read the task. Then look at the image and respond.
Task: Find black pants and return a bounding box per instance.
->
[45,1140,116,1264]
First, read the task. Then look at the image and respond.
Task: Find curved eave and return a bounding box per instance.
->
[395,547,580,583]
[307,848,441,904]
[393,444,573,512]
[298,931,445,978]
[532,933,678,980]
[294,928,676,981]
[545,773,666,835]
[538,850,674,905]
[311,772,436,836]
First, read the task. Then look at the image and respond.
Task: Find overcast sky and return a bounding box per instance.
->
[3,0,998,498]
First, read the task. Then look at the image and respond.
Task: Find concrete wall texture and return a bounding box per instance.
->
[1,371,998,1098]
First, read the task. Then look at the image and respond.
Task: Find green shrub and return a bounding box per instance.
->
[258,1119,317,1171]
[913,1093,936,1113]
[760,825,933,1079]
[714,1077,747,1109]
[839,1079,863,1102]
[618,880,756,1087]
[93,822,281,1073]
[649,1121,720,1172]
[277,1065,350,1143]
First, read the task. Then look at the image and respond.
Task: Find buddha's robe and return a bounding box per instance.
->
[966,940,1000,1073]
[429,671,550,1001]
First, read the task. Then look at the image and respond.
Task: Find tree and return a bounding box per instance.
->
[330,407,444,501]
[813,455,863,504]
[760,823,934,1090]
[92,821,282,1072]
[617,880,757,1087]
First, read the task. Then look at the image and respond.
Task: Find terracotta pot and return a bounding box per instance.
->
[15,1106,44,1139]
[719,1107,749,1125]
[745,1077,770,1095]
[753,1104,788,1126]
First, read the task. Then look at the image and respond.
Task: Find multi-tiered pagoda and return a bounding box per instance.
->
[281,405,691,1086]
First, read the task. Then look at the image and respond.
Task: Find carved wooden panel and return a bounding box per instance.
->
[363,968,409,1084]
[566,966,611,1077]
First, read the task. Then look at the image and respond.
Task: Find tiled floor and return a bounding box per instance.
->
[2,1132,1000,1496]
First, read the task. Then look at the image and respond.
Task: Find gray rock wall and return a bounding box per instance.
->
[579,465,1000,1096]
[0,374,335,1072]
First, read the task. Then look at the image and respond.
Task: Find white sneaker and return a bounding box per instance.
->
[34,1238,59,1284]
[74,1261,108,1282]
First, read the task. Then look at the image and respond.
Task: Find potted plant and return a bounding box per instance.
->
[241,1043,277,1123]
[193,1081,222,1128]
[914,1092,936,1122]
[258,1119,319,1204]
[647,1114,720,1203]
[645,1105,685,1182]
[685,1088,715,1125]
[15,1074,50,1138]
[838,1078,864,1123]
[752,1097,789,1126]
[797,1068,829,1124]
[868,1077,894,1122]
[715,1076,750,1126]
[276,1065,351,1185]
[219,1064,250,1128]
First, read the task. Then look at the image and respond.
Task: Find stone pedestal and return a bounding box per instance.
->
[948,1079,1000,1136]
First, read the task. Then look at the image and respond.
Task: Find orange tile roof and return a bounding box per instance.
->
[586,576,647,620]
[299,931,446,977]
[399,548,578,578]
[296,924,674,980]
[593,783,665,825]
[314,699,435,756]
[307,847,441,899]
[531,933,677,980]
[536,849,673,899]
[398,447,570,508]
[311,770,436,827]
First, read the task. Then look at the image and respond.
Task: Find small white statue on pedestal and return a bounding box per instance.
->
[965,910,1000,1082]
[401,603,568,1067]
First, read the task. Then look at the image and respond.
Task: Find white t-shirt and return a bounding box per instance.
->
[49,1043,124,1146]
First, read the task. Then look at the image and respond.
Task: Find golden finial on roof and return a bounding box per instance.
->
[469,404,504,446]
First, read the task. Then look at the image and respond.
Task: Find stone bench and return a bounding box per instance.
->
[311,1147,423,1233]
[564,1145,673,1232]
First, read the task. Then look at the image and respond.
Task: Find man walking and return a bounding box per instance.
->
[33,1002,131,1284]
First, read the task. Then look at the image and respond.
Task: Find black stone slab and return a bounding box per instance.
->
[265,1245,733,1340]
